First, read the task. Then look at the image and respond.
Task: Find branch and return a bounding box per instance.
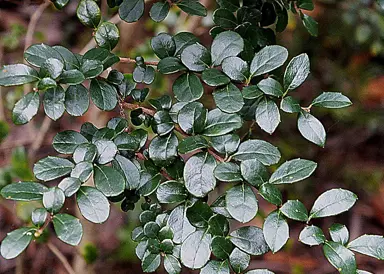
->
[119,57,159,66]
[47,243,76,274]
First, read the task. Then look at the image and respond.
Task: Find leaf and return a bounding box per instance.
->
[323,241,357,274]
[229,248,250,273]
[156,181,187,204]
[0,64,39,86]
[257,78,283,97]
[1,182,48,201]
[184,152,216,197]
[220,57,248,82]
[148,134,178,167]
[208,214,229,236]
[203,109,242,137]
[211,237,233,259]
[348,235,384,260]
[176,0,207,16]
[298,0,314,10]
[280,200,308,222]
[43,187,65,213]
[226,184,258,223]
[151,33,176,59]
[33,156,74,181]
[53,213,83,246]
[70,161,92,182]
[311,92,352,109]
[53,130,88,154]
[152,110,174,136]
[0,227,35,259]
[283,53,310,92]
[113,155,141,190]
[173,32,199,55]
[12,92,40,125]
[37,77,57,91]
[94,165,125,197]
[178,102,206,134]
[42,58,64,79]
[263,210,289,253]
[58,177,81,197]
[59,69,85,85]
[94,22,119,50]
[269,158,317,184]
[280,96,301,113]
[230,226,269,255]
[301,13,318,37]
[158,57,186,74]
[180,230,212,269]
[142,253,161,272]
[133,66,155,84]
[240,159,268,187]
[201,260,230,274]
[173,73,204,102]
[211,31,244,66]
[214,162,242,182]
[76,0,101,28]
[232,139,281,165]
[53,45,80,70]
[73,143,97,163]
[242,86,263,100]
[213,83,245,114]
[213,8,237,28]
[31,208,48,226]
[216,0,240,12]
[201,68,230,87]
[24,44,63,67]
[181,44,211,72]
[149,2,170,22]
[258,183,282,206]
[77,186,110,223]
[80,59,104,79]
[90,78,118,111]
[186,200,213,228]
[297,111,326,147]
[119,0,144,22]
[309,189,358,220]
[211,195,231,218]
[43,86,65,121]
[137,172,162,196]
[329,224,349,245]
[250,45,288,77]
[164,254,181,274]
[299,225,326,246]
[255,97,281,134]
[210,134,240,156]
[178,135,209,154]
[167,205,196,244]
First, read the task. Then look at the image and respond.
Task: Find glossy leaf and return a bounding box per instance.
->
[77,186,110,223]
[12,92,40,125]
[53,213,83,246]
[178,135,209,154]
[299,225,326,246]
[156,181,187,204]
[0,64,39,86]
[203,109,242,137]
[201,260,230,274]
[202,68,230,87]
[329,224,349,245]
[210,134,240,156]
[77,0,101,28]
[211,31,244,66]
[0,227,35,259]
[312,92,352,109]
[213,83,244,114]
[180,230,212,269]
[226,184,258,223]
[181,44,211,72]
[214,162,242,182]
[240,159,268,187]
[258,183,282,206]
[323,241,357,274]
[255,97,280,134]
[269,158,317,184]
[250,45,288,77]
[280,200,308,222]
[232,139,281,165]
[297,111,326,147]
[43,86,65,121]
[148,134,178,167]
[283,53,310,92]
[348,235,384,260]
[1,182,48,201]
[177,0,207,16]
[230,226,269,255]
[94,165,125,197]
[53,130,88,154]
[58,177,82,197]
[178,102,206,134]
[167,205,196,244]
[173,73,204,102]
[150,2,170,22]
[263,211,289,253]
[94,22,119,50]
[229,247,250,273]
[33,156,74,181]
[24,44,63,67]
[90,78,118,111]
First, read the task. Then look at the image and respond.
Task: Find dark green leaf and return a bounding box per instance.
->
[113,155,141,190]
[59,69,85,85]
[298,0,314,10]
[202,68,230,87]
[178,135,209,154]
[137,172,162,196]
[164,254,181,274]
[158,57,186,74]
[210,134,239,156]
[255,97,280,134]
[213,8,237,28]
[297,111,326,147]
[76,0,101,28]
[348,235,384,260]
[151,33,176,59]
[250,46,288,77]
[43,86,65,120]
[70,160,92,181]
[42,58,64,79]
[149,2,170,22]
[208,214,229,236]
[73,143,97,163]
[31,208,48,226]
[153,110,174,136]
[90,78,118,111]
[178,101,207,134]
[53,130,88,154]
[299,225,326,246]
[173,32,199,56]
[211,31,244,66]
[216,0,240,12]
[180,230,212,269]
[212,236,233,260]
[283,53,310,92]
[24,44,63,67]
[221,56,249,82]
[230,226,269,255]
[53,213,83,245]
[65,84,89,116]
[144,221,160,238]
[280,200,308,222]
[280,96,301,113]
[43,187,65,213]
[170,102,188,123]
[119,0,144,22]
[242,86,263,100]
[0,64,39,86]
[58,177,82,197]
[177,0,207,16]
[203,109,242,137]
[0,227,35,259]
[80,59,104,79]
[12,92,40,125]
[214,162,242,182]
[94,165,125,197]
[323,241,357,274]
[37,77,57,91]
[257,78,283,97]
[240,159,268,187]
[311,92,352,109]
[329,224,349,245]
[263,210,289,253]
[269,158,317,184]
[232,139,280,165]
[156,181,187,204]
[53,46,80,70]
[226,184,258,223]
[33,156,74,181]
[167,205,196,244]
[258,183,282,206]
[301,13,318,37]
[181,44,211,72]
[213,83,244,113]
[94,22,119,50]
[1,182,48,201]
[142,252,161,272]
[229,247,250,273]
[133,65,156,84]
[211,194,231,218]
[77,186,110,223]
[186,200,213,228]
[148,133,178,167]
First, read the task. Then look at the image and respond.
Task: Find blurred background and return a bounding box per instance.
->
[0,0,384,273]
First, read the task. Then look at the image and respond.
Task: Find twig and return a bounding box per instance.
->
[47,243,76,274]
[119,57,159,66]
[122,102,156,116]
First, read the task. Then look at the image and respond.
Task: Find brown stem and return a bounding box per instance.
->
[47,242,76,274]
[35,214,52,237]
[119,57,159,66]
[122,102,156,116]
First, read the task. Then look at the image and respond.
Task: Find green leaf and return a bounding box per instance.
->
[153,110,174,136]
[52,0,70,10]
[90,78,118,111]
[208,214,229,236]
[12,92,40,125]
[280,200,308,222]
[312,92,352,109]
[149,2,170,22]
[230,226,269,255]
[309,189,358,220]
[255,97,280,134]
[216,0,240,12]
[184,152,216,197]
[301,13,318,37]
[42,58,64,79]
[58,177,81,197]
[43,187,65,213]
[144,221,161,238]
[257,78,283,97]
[263,210,289,253]
[211,31,244,66]
[53,213,83,246]
[221,56,249,82]
[283,53,310,92]
[71,161,93,182]
[149,134,178,167]
[250,45,288,77]
[94,165,124,197]
[240,159,268,187]
[133,66,155,84]
[181,44,211,72]
[299,225,326,246]
[280,96,301,113]
[329,224,349,245]
[201,260,230,274]
[0,64,39,86]
[142,253,161,272]
[242,86,263,100]
[180,230,212,269]
[59,69,85,85]
[151,33,176,59]
[178,135,209,154]
[229,247,250,273]
[33,156,74,181]
[214,162,242,182]
[53,130,88,154]
[173,32,199,56]
[213,83,244,113]
[43,86,65,120]
[167,205,196,244]
[323,241,357,274]
[203,109,242,137]
[258,183,282,206]
[211,195,231,218]
[270,158,317,185]
[164,254,181,274]
[298,0,314,10]
[156,181,187,204]
[202,68,230,87]
[0,227,35,259]
[297,111,326,147]
[1,182,48,201]
[348,235,384,260]
[213,8,237,28]
[176,0,207,16]
[73,143,97,163]
[119,0,144,22]
[178,102,207,134]
[137,172,162,196]
[232,139,281,165]
[94,22,119,50]
[158,57,186,74]
[186,200,213,228]
[173,73,204,102]
[31,208,48,226]
[226,184,258,223]
[77,186,110,223]
[24,44,63,67]
[37,77,57,91]
[80,59,104,79]
[210,134,239,156]
[53,46,80,70]
[113,154,140,190]
[211,236,233,259]
[76,0,101,28]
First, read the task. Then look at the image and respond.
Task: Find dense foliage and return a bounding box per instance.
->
[0,0,383,273]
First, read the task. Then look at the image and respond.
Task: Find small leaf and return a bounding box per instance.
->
[151,33,176,59]
[164,254,181,274]
[177,102,207,134]
[167,205,196,244]
[43,86,65,121]
[156,181,187,204]
[176,0,207,16]
[43,187,65,213]
[80,59,104,79]
[211,31,244,66]
[240,159,268,187]
[65,84,89,116]
[181,44,211,72]
[280,96,301,113]
[348,235,384,260]
[1,182,48,201]
[148,134,178,167]
[59,69,85,85]
[33,156,74,181]
[208,214,229,237]
[180,230,212,269]
[149,1,170,22]
[90,78,118,111]
[53,130,88,154]
[203,109,242,137]
[258,183,282,206]
[280,200,308,222]
[76,0,101,28]
[31,208,48,226]
[213,83,244,114]
[158,57,186,74]
[201,260,230,274]
[142,253,161,272]
[214,162,242,182]
[58,177,81,197]
[226,184,258,223]
[269,158,317,184]
[0,64,39,86]
[94,22,119,50]
[0,227,35,259]
[73,143,97,164]
[113,154,141,190]
[173,32,199,56]
[250,45,288,77]
[283,53,310,92]
[242,85,263,100]
[213,8,237,28]
[211,236,233,259]
[229,247,250,273]
[178,135,209,154]
[301,13,318,37]
[210,134,240,156]
[70,161,92,181]
[211,195,231,218]
[263,210,289,253]
[94,165,125,197]
[230,226,269,255]
[323,241,357,274]
[53,213,83,246]
[329,224,349,245]
[297,111,326,147]
[202,68,230,87]
[77,186,110,223]
[42,58,64,79]
[24,44,63,67]
[186,200,213,228]
[299,225,326,246]
[312,92,352,109]
[257,78,283,97]
[12,92,40,125]
[232,139,281,165]
[173,73,204,102]
[119,0,144,22]
[255,97,280,134]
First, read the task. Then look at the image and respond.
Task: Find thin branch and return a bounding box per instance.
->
[29,114,51,159]
[47,243,76,274]
[119,57,159,66]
